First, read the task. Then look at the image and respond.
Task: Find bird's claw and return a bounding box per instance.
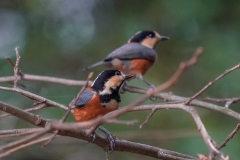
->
[106,133,116,154]
[91,132,96,141]
[147,85,157,101]
[98,126,116,153]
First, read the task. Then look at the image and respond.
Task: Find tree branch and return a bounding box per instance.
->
[217,123,240,150]
[0,101,196,159]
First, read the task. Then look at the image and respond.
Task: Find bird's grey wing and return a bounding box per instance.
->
[75,89,94,108]
[104,43,157,61]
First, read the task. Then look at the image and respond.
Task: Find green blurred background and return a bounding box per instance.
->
[0,0,240,159]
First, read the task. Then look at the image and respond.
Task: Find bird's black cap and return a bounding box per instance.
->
[128,30,156,43]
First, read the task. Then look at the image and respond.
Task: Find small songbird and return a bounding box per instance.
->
[73,70,132,151]
[82,30,169,89]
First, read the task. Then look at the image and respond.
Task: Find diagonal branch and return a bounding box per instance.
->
[217,123,240,150]
[0,86,68,110]
[185,63,240,105]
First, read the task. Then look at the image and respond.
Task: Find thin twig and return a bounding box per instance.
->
[152,47,203,95]
[0,130,40,139]
[69,72,94,107]
[185,63,240,105]
[0,86,68,110]
[0,74,89,86]
[0,135,60,158]
[6,57,15,67]
[0,127,50,151]
[0,128,43,135]
[205,97,240,108]
[217,123,240,150]
[13,46,21,88]
[139,108,157,129]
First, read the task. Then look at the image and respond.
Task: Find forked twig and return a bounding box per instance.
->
[185,63,240,105]
[205,97,240,108]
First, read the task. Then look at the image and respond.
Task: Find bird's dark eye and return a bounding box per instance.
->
[115,71,121,75]
[148,33,155,38]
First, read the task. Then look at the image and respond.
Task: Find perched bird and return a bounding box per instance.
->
[73,70,132,151]
[82,30,169,89]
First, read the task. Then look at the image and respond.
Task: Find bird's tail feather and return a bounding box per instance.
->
[82,61,106,71]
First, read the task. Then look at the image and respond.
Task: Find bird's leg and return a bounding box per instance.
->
[98,126,115,153]
[136,74,155,89]
[136,74,157,101]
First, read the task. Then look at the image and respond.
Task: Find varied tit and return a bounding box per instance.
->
[82,30,169,89]
[73,70,132,152]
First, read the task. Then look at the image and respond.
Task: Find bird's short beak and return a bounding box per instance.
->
[159,36,170,41]
[123,74,133,80]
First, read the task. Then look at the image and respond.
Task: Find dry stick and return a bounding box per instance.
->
[205,97,240,103]
[217,123,240,150]
[0,74,89,86]
[0,135,60,158]
[0,99,196,159]
[42,72,94,147]
[105,119,138,125]
[139,108,157,129]
[0,126,50,151]
[0,128,43,135]
[185,63,240,105]
[0,130,41,139]
[13,46,21,88]
[0,104,48,118]
[0,86,68,110]
[205,97,240,108]
[6,57,15,67]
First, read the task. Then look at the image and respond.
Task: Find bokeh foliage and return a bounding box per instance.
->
[0,0,239,159]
